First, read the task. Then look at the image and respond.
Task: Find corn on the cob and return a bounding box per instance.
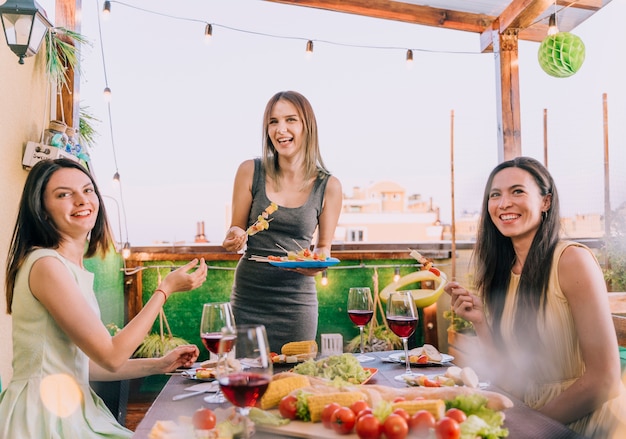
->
[306,392,366,422]
[259,375,310,410]
[392,399,446,419]
[281,340,318,356]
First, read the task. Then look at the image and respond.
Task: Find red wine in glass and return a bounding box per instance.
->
[201,332,222,354]
[348,310,374,326]
[387,316,418,338]
[201,333,236,355]
[347,287,375,363]
[218,372,270,408]
[386,291,418,378]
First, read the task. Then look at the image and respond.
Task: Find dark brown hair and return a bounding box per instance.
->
[473,156,560,350]
[5,158,113,313]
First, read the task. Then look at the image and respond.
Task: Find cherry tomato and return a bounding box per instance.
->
[356,407,374,422]
[321,402,341,429]
[331,406,356,435]
[392,408,410,423]
[350,400,370,416]
[383,413,409,439]
[392,396,406,403]
[192,407,216,430]
[416,354,429,364]
[435,416,461,439]
[278,395,298,420]
[422,377,441,387]
[355,413,382,439]
[429,267,441,276]
[445,408,467,424]
[408,410,436,437]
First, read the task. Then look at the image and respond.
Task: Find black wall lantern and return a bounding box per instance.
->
[0,0,52,64]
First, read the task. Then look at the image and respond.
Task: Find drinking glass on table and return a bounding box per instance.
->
[347,287,375,363]
[217,325,273,439]
[386,291,419,380]
[200,302,235,403]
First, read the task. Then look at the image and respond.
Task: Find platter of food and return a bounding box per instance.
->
[180,368,216,382]
[388,352,454,366]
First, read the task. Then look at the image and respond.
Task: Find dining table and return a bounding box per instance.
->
[131,350,585,439]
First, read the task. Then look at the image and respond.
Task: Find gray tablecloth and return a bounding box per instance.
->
[132,351,585,439]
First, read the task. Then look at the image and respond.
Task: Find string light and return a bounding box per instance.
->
[394,267,401,282]
[103,86,112,102]
[321,270,328,286]
[103,1,111,18]
[204,23,212,44]
[547,13,558,35]
[406,49,413,63]
[305,40,313,59]
[121,242,131,259]
[112,171,120,184]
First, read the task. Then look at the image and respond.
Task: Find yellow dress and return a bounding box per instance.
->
[499,241,626,438]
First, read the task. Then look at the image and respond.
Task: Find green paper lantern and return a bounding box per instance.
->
[538,32,585,78]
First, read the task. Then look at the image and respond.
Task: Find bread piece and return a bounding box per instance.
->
[461,366,479,388]
[444,366,464,385]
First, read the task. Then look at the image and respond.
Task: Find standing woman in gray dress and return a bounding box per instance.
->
[222,91,343,352]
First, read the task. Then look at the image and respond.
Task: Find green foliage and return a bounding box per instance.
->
[79,106,100,150]
[45,27,90,91]
[605,204,626,291]
[443,310,475,335]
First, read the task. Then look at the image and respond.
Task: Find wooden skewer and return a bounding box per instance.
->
[292,239,305,251]
[275,243,290,254]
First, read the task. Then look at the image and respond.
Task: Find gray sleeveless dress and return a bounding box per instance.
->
[231,158,330,352]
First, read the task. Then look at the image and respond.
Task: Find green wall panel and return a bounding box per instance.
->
[138,259,425,361]
[86,248,125,330]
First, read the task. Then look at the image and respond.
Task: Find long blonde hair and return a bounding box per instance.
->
[261,91,330,189]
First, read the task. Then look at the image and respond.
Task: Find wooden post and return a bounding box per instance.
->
[493,28,522,161]
[54,0,81,128]
[603,93,611,270]
[450,109,456,281]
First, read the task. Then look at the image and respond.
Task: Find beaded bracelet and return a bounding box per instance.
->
[154,288,168,303]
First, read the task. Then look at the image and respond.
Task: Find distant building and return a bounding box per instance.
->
[335,181,605,243]
[335,181,442,243]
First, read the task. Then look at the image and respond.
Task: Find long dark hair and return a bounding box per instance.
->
[5,158,113,313]
[261,91,330,189]
[473,156,560,349]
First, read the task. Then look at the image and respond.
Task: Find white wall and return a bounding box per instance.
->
[0,43,50,388]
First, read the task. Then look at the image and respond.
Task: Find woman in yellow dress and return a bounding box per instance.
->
[444,156,625,438]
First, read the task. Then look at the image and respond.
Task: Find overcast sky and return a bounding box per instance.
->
[40,0,626,245]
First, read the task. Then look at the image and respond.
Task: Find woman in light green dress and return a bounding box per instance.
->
[0,158,208,438]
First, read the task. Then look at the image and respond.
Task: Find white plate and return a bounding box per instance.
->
[388,352,454,366]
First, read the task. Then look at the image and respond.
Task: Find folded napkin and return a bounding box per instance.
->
[185,381,219,393]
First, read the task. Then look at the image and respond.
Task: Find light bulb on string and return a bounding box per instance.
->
[547,13,558,36]
[112,171,120,185]
[405,49,414,69]
[103,1,111,19]
[121,242,131,260]
[103,86,112,102]
[394,267,401,282]
[204,23,212,44]
[305,40,313,60]
[321,270,328,286]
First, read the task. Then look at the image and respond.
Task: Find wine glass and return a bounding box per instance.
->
[386,291,419,380]
[347,287,375,363]
[217,325,273,439]
[199,302,235,403]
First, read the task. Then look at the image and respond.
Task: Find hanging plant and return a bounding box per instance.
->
[79,106,100,151]
[45,27,90,92]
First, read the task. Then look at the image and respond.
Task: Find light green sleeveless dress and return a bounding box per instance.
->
[0,249,132,438]
[499,241,626,438]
